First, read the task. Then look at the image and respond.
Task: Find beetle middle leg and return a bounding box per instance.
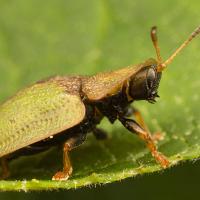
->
[119,117,169,168]
[52,133,86,181]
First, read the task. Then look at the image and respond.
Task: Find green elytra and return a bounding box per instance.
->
[0,79,86,157]
[0,59,150,157]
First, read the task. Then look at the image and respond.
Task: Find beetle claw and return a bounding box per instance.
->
[52,171,70,181]
[52,167,72,181]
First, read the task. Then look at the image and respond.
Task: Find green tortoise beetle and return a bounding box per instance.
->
[0,26,200,181]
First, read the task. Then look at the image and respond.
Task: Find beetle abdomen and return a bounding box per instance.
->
[0,78,85,157]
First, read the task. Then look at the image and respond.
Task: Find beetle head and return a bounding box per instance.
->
[129,65,161,103]
[129,25,200,103]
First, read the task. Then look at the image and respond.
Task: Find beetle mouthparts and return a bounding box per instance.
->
[148,93,160,104]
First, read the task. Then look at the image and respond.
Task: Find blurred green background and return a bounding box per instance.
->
[0,0,200,198]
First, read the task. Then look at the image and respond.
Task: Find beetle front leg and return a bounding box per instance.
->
[124,107,149,132]
[52,133,86,181]
[119,117,169,168]
[125,107,163,142]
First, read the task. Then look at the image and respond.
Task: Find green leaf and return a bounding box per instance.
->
[0,0,200,191]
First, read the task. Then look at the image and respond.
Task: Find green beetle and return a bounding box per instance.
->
[0,26,200,181]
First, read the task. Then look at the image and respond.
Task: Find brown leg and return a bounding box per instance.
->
[0,157,10,179]
[52,133,86,181]
[52,143,72,181]
[127,107,163,142]
[119,117,169,168]
[132,108,150,132]
[124,107,149,130]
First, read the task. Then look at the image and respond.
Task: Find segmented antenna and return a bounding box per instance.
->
[151,26,162,65]
[151,25,200,72]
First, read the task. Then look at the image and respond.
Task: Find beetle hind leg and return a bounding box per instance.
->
[0,157,10,180]
[52,133,86,181]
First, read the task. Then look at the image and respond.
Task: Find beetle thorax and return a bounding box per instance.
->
[94,90,130,123]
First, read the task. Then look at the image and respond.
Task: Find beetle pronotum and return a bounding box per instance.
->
[0,25,200,180]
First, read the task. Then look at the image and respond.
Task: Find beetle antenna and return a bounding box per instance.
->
[157,25,200,72]
[151,26,162,65]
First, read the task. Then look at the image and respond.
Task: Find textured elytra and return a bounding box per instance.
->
[0,80,85,156]
[82,58,157,100]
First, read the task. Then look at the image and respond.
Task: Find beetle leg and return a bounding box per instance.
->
[0,157,10,179]
[125,107,163,142]
[119,117,169,168]
[93,127,108,140]
[125,107,149,132]
[52,143,72,181]
[52,133,86,181]
[132,107,150,132]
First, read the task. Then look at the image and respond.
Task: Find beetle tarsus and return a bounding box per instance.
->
[52,170,72,181]
[151,151,169,168]
[119,117,169,168]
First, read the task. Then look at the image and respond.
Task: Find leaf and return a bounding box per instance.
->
[0,0,200,191]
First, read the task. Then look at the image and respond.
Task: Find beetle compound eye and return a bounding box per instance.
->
[145,66,162,103]
[128,66,153,101]
[146,68,156,89]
